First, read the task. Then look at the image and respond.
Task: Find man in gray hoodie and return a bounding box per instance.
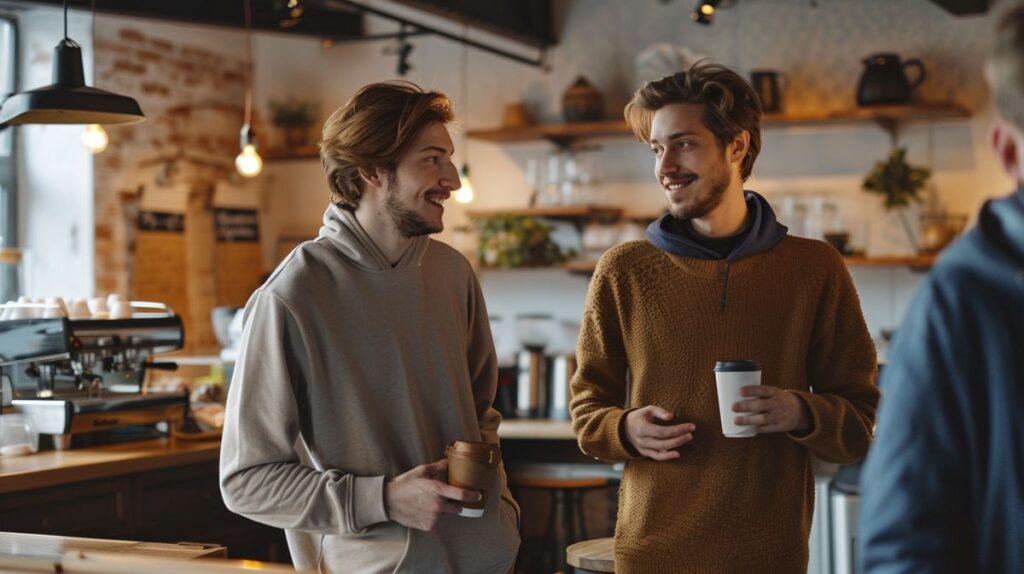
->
[220,81,520,573]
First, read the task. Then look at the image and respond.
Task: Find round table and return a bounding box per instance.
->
[566,537,615,573]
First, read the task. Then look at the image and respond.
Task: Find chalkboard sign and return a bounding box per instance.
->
[215,208,260,242]
[138,211,184,233]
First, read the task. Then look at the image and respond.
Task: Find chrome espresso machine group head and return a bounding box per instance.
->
[0,311,187,450]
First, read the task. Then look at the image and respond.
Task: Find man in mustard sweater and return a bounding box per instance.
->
[570,61,879,573]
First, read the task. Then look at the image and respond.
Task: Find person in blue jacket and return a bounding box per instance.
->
[858,5,1024,573]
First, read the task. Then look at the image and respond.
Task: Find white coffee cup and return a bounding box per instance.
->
[107,293,123,309]
[109,301,133,320]
[67,298,91,319]
[714,360,762,438]
[87,297,109,318]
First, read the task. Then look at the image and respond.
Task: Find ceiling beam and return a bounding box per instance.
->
[12,0,364,39]
[386,0,556,48]
[927,0,991,15]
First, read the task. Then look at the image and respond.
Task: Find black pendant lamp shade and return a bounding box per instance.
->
[0,38,145,127]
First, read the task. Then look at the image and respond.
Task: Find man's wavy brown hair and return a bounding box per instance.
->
[625,61,762,181]
[319,81,454,209]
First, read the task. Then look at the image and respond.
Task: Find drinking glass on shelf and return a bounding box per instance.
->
[560,155,582,205]
[538,154,563,206]
[525,158,540,207]
[516,313,555,351]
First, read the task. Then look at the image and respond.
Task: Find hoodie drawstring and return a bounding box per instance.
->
[720,262,731,313]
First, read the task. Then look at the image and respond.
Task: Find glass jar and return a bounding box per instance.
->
[0,413,39,456]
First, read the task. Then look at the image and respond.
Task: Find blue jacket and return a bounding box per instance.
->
[858,188,1024,573]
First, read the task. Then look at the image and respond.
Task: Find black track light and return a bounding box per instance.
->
[692,0,721,25]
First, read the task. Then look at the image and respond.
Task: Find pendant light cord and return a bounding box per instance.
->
[243,0,254,125]
[63,0,68,41]
[460,23,468,162]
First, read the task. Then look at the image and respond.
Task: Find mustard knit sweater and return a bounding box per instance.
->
[570,236,879,574]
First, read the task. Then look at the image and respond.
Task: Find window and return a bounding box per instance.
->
[0,16,17,302]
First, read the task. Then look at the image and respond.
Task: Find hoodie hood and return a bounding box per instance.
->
[317,203,429,271]
[976,187,1024,268]
[645,190,788,262]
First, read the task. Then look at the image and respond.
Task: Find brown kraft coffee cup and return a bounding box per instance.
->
[445,440,502,518]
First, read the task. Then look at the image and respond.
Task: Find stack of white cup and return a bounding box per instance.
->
[0,294,133,320]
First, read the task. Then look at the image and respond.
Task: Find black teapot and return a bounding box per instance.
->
[856,53,925,106]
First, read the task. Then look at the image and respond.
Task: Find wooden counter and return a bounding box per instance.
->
[0,438,220,495]
[0,422,580,490]
[0,531,225,560]
[0,439,286,563]
[0,532,305,573]
[498,419,576,440]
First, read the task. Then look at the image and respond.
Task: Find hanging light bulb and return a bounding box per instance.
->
[455,163,474,204]
[453,24,474,205]
[236,144,263,177]
[235,0,262,178]
[235,123,263,177]
[80,123,108,154]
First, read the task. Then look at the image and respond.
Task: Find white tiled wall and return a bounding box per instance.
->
[479,264,924,366]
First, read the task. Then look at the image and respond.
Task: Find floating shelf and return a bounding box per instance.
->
[265,103,970,160]
[558,253,938,275]
[263,145,320,161]
[466,205,623,222]
[467,101,970,146]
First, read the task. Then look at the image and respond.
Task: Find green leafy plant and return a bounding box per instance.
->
[862,147,931,209]
[472,215,574,268]
[268,98,318,128]
[862,147,932,252]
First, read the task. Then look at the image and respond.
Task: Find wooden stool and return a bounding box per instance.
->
[567,537,615,573]
[510,464,618,573]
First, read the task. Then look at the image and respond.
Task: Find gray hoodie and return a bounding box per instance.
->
[220,204,520,573]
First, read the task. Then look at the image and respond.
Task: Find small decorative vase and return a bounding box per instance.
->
[562,76,603,122]
[285,126,308,149]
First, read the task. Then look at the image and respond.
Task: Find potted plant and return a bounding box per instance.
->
[862,147,931,253]
[268,98,318,150]
[472,215,574,268]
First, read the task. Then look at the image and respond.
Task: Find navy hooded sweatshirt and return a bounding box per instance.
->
[645,190,788,311]
[858,188,1024,574]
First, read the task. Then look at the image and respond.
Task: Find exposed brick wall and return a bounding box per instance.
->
[93,21,249,298]
[94,21,262,353]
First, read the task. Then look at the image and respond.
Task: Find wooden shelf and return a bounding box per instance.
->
[467,120,634,145]
[560,253,937,275]
[467,205,623,222]
[467,101,970,146]
[263,144,319,161]
[265,103,970,159]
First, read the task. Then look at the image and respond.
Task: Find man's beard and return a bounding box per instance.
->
[384,177,441,237]
[668,158,731,220]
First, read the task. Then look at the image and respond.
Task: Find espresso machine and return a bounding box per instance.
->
[1,311,187,450]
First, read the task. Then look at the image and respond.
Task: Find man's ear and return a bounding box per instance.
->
[729,130,750,166]
[358,166,385,190]
[991,120,1022,183]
